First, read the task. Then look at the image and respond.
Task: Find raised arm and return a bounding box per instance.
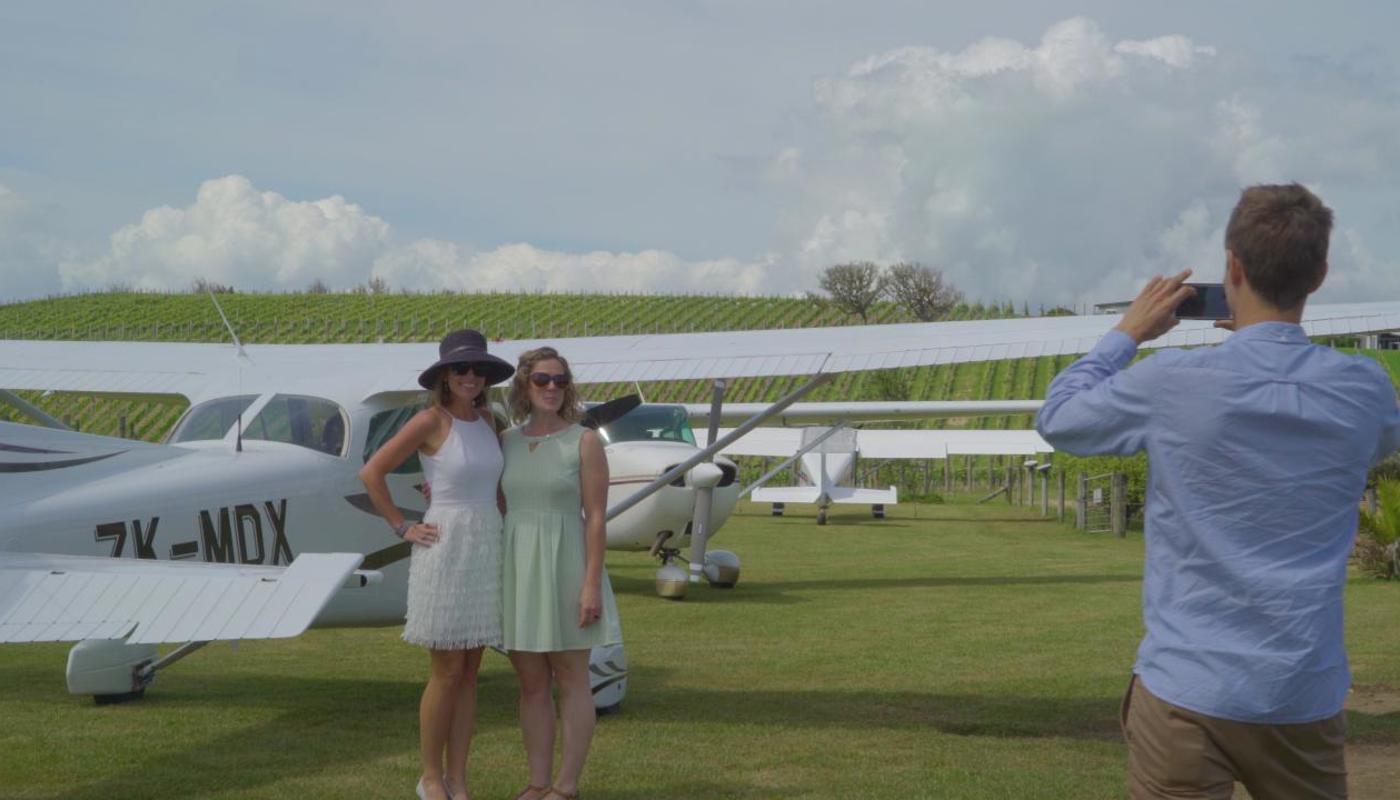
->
[358,408,446,547]
[577,428,609,628]
[1037,270,1192,456]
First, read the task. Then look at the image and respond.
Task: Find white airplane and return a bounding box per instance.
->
[3,300,1397,705]
[701,421,1051,523]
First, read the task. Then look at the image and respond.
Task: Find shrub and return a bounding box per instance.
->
[1356,479,1400,580]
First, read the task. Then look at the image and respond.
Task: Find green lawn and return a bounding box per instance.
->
[2,501,1398,799]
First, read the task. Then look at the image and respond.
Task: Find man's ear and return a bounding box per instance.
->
[1226,250,1246,286]
[1310,261,1329,295]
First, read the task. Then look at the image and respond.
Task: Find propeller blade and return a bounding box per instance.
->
[582,394,642,430]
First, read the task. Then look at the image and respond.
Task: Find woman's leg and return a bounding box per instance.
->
[509,651,556,794]
[420,648,469,800]
[444,647,485,800]
[547,649,596,795]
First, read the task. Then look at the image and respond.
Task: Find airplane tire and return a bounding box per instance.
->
[817,509,828,525]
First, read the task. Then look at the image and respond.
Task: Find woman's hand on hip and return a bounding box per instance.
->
[578,584,602,628]
[406,522,440,546]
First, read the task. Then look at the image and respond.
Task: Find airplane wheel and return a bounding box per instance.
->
[817,508,828,525]
[93,689,146,706]
[872,504,885,519]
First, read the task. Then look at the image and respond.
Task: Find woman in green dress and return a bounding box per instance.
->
[501,346,622,800]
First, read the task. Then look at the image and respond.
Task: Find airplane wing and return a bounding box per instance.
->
[710,426,1050,459]
[4,300,1398,403]
[689,400,1044,427]
[828,486,899,505]
[751,486,822,504]
[855,429,1051,458]
[0,552,363,644]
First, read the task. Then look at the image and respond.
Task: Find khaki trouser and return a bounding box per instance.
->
[1121,675,1347,799]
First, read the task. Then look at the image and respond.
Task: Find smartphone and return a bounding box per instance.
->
[1174,283,1230,320]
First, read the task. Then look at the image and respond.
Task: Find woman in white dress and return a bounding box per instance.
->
[359,329,514,800]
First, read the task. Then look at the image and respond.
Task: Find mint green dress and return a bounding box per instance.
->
[501,424,623,652]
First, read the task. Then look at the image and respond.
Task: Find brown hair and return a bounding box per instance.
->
[509,346,582,424]
[1224,183,1333,311]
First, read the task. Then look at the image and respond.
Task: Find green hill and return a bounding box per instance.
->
[2,290,1391,503]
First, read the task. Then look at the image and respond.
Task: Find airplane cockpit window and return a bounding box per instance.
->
[595,404,696,446]
[244,395,348,456]
[168,395,258,443]
[364,404,426,474]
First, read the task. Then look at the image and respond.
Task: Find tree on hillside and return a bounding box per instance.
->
[190,278,234,294]
[307,278,329,294]
[819,262,886,323]
[884,262,962,322]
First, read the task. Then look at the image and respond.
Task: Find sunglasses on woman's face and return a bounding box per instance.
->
[449,363,482,376]
[529,372,571,387]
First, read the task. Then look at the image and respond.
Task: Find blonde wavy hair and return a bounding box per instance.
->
[509,346,583,424]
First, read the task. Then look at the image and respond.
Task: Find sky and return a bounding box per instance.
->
[2,1,1399,307]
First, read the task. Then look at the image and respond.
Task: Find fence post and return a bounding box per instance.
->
[944,458,952,495]
[119,416,127,439]
[1365,487,1378,515]
[1004,465,1014,504]
[1076,472,1087,531]
[1040,470,1048,516]
[1112,472,1127,538]
[1057,470,1066,522]
[964,456,972,493]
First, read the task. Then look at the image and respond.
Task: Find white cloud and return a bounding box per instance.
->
[779,16,1400,306]
[53,175,772,296]
[59,176,393,293]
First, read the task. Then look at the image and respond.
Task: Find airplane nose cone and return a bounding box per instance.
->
[687,463,724,489]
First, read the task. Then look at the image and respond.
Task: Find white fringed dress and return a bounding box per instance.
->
[403,413,504,650]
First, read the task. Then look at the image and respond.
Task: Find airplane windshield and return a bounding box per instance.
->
[244,394,349,456]
[595,404,696,445]
[168,395,258,443]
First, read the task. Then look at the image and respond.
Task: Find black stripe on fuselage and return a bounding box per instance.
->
[0,451,125,472]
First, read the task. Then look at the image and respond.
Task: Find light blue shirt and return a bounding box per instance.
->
[1037,322,1400,723]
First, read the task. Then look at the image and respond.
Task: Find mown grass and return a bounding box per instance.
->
[4,500,1398,799]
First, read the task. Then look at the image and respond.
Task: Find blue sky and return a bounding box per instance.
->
[2,2,1398,305]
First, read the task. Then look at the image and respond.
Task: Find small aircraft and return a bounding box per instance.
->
[3,300,1397,705]
[698,419,1050,523]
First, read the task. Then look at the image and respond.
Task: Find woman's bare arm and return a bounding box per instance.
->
[577,428,609,627]
[358,408,446,546]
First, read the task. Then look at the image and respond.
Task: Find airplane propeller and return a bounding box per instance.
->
[582,394,642,431]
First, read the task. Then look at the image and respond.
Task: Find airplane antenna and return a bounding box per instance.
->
[206,288,247,357]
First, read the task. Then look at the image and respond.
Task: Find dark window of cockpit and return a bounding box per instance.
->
[595,404,696,446]
[363,404,425,474]
[167,395,258,443]
[244,395,348,456]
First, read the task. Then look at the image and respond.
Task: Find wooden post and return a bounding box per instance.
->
[964,455,972,493]
[1365,487,1378,515]
[119,416,127,439]
[1057,470,1066,522]
[944,458,952,495]
[1004,465,1014,504]
[1040,470,1049,517]
[1076,472,1088,531]
[1112,472,1127,538]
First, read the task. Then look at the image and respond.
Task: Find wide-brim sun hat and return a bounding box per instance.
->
[417,329,515,389]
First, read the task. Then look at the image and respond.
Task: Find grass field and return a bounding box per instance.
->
[3,500,1398,799]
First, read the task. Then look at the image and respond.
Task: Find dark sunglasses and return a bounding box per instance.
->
[529,372,571,387]
[449,363,484,376]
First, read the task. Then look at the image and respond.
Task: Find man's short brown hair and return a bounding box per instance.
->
[1224,183,1333,311]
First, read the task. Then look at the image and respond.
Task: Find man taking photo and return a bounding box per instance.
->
[1037,183,1400,799]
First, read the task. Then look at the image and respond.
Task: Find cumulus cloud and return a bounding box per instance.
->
[776,16,1400,306]
[59,176,393,293]
[53,175,771,296]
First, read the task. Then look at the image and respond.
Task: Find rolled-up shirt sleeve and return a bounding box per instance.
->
[1036,329,1154,457]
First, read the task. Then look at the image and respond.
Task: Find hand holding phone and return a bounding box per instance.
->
[1174,283,1230,320]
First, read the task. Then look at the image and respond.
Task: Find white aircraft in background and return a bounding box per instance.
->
[3,300,1398,706]
[696,418,1050,524]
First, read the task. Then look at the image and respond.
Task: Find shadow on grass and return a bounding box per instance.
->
[609,571,1140,605]
[23,664,1400,799]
